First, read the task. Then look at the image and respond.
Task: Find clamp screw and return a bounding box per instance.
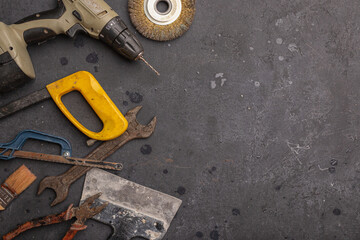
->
[63,151,70,157]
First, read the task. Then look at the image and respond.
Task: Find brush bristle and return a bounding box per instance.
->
[128,0,196,41]
[4,165,36,195]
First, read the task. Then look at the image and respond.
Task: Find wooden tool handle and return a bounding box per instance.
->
[0,88,50,119]
[2,206,73,240]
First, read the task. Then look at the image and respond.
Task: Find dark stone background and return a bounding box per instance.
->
[1,0,360,239]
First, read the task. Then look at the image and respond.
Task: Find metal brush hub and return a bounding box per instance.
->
[155,0,172,15]
[144,0,182,25]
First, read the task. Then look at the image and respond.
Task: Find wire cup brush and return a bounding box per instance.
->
[128,0,196,41]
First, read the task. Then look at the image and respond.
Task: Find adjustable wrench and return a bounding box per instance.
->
[37,106,157,206]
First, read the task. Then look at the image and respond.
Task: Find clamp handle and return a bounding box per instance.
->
[0,130,72,160]
[46,71,128,141]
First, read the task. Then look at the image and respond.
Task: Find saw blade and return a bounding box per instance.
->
[0,149,123,171]
[128,0,196,41]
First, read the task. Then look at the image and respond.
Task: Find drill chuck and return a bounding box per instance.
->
[100,17,144,61]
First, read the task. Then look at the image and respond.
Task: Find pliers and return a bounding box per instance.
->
[3,193,108,240]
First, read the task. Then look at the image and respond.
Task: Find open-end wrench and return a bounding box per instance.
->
[37,106,157,206]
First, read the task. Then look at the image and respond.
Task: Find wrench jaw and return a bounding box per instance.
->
[139,116,157,138]
[37,176,69,207]
[87,106,157,146]
[126,105,157,139]
[125,105,144,121]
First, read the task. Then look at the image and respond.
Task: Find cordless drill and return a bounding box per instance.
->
[0,0,159,93]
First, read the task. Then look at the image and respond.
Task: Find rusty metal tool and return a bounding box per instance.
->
[38,106,157,206]
[2,193,107,240]
[62,193,108,240]
[0,130,123,171]
[81,168,182,240]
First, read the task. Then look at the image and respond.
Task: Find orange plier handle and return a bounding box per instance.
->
[3,205,74,240]
[62,223,88,240]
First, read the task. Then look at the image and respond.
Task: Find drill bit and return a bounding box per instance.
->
[139,56,160,76]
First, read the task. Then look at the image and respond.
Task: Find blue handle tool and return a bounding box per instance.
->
[0,130,72,160]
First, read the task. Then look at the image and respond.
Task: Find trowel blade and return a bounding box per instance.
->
[81,168,182,240]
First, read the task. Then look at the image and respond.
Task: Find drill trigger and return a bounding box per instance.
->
[66,24,87,38]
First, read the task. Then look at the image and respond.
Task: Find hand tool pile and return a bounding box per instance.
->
[0,0,196,239]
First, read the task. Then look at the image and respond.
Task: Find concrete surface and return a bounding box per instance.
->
[1,0,360,239]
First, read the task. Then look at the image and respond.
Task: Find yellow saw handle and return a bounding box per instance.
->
[46,71,128,141]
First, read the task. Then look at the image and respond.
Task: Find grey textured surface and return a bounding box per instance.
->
[1,0,360,239]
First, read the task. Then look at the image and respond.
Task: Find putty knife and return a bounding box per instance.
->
[81,168,182,240]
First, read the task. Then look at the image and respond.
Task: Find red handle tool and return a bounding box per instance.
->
[2,193,107,240]
[3,205,74,240]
